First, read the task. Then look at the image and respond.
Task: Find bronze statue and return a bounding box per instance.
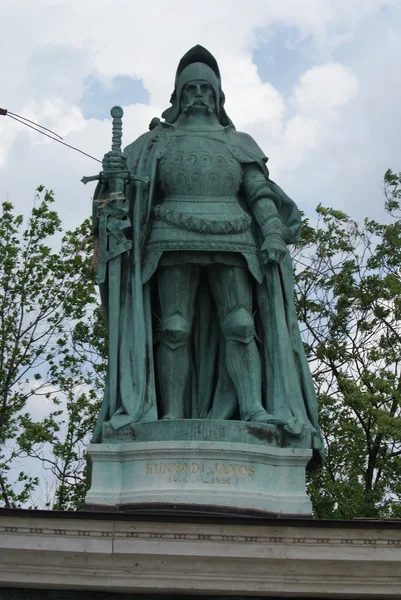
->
[90,45,323,467]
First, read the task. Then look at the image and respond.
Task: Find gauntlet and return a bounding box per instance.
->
[260,216,287,264]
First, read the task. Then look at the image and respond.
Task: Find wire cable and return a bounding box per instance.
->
[7,110,64,139]
[6,113,101,163]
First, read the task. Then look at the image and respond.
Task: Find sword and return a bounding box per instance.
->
[82,106,131,417]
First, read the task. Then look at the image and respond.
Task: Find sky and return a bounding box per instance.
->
[1,0,401,233]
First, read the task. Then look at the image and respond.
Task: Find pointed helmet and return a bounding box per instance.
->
[161,45,234,127]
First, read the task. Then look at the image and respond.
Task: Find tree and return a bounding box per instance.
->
[295,170,401,518]
[0,187,104,509]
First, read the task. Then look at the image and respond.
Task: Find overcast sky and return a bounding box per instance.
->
[1,0,401,232]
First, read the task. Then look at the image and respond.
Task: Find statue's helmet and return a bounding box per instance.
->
[176,62,220,110]
[162,45,234,127]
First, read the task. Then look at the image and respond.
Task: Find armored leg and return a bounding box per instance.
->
[207,265,279,423]
[157,264,200,419]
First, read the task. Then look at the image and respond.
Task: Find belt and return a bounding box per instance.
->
[153,204,252,235]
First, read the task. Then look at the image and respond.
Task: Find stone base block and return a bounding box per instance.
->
[86,440,313,515]
[102,418,314,449]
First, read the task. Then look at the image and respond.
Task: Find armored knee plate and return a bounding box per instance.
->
[159,312,191,350]
[221,306,255,344]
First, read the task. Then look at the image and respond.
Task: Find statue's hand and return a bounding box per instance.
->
[102,150,127,175]
[261,234,287,264]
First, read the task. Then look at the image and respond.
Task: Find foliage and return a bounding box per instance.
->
[294,169,401,518]
[0,187,105,510]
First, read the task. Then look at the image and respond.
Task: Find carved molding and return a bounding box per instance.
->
[0,513,401,598]
[1,522,401,548]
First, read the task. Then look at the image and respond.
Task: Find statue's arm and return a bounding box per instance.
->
[242,164,287,263]
[243,164,281,231]
[231,130,299,246]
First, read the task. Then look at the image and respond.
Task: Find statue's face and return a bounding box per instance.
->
[180,80,216,114]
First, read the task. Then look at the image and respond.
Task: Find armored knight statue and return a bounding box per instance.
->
[91,45,323,468]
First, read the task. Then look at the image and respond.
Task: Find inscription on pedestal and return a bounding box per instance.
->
[86,439,313,514]
[144,461,255,485]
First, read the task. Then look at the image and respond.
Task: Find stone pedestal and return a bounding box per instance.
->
[86,420,313,515]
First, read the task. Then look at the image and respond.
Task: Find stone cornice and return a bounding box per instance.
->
[0,511,400,598]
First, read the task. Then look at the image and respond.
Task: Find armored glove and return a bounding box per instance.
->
[260,215,287,264]
[102,150,127,177]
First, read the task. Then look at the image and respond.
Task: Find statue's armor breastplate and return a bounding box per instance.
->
[145,133,258,256]
[159,134,242,198]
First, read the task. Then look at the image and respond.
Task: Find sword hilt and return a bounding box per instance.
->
[111,106,123,153]
[81,174,101,185]
[82,106,125,186]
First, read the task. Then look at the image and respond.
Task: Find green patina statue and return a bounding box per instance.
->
[89,45,323,466]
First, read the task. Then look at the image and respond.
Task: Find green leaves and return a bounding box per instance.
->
[0,187,105,510]
[295,176,401,518]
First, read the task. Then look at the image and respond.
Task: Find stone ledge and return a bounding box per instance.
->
[0,511,401,598]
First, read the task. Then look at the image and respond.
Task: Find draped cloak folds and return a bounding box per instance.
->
[91,123,324,469]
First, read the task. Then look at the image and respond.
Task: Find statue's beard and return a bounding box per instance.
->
[182,99,215,115]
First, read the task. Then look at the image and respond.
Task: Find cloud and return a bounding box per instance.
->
[264,62,358,173]
[291,63,358,115]
[1,0,400,228]
[81,75,150,119]
[0,117,18,167]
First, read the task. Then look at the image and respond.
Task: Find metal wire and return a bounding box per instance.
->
[6,114,102,163]
[7,110,64,140]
